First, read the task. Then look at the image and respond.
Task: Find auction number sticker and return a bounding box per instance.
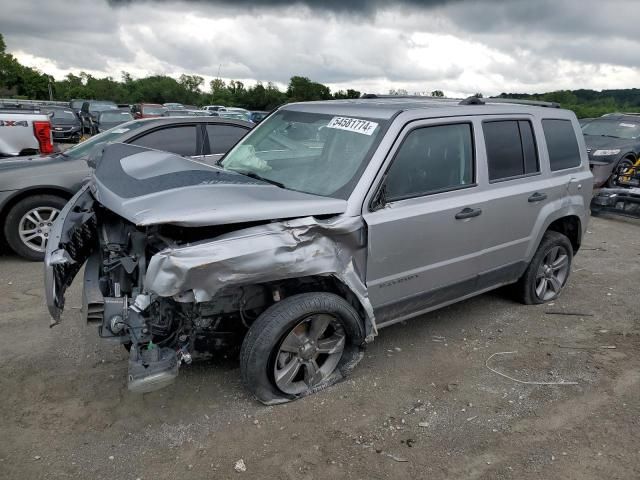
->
[327,117,378,136]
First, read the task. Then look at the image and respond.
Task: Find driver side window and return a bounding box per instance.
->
[385,123,474,201]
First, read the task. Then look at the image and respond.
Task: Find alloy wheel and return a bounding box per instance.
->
[535,245,570,301]
[18,207,60,253]
[273,314,346,395]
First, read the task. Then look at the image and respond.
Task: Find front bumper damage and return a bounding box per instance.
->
[591,187,640,218]
[44,183,376,395]
[44,184,98,325]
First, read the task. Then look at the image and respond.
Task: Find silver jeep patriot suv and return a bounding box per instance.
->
[44,96,593,404]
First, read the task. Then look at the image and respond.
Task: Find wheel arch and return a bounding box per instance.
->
[254,275,372,338]
[545,215,582,254]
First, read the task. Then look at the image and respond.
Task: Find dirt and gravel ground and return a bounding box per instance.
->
[0,215,639,480]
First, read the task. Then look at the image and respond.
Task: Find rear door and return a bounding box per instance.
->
[363,119,487,327]
[474,117,548,283]
[128,124,204,157]
[202,123,250,164]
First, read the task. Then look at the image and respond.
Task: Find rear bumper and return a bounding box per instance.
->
[44,184,97,324]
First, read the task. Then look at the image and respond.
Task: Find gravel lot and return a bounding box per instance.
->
[0,215,639,480]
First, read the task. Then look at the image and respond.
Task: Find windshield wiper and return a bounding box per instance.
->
[236,170,285,188]
[600,134,620,138]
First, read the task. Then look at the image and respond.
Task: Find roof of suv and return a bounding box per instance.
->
[282,96,569,120]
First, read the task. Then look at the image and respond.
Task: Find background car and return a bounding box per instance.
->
[68,98,87,114]
[163,102,184,109]
[79,100,118,134]
[581,114,640,187]
[132,103,168,119]
[217,111,250,121]
[202,105,226,112]
[163,109,211,117]
[0,116,253,260]
[96,110,134,132]
[249,111,269,123]
[43,106,82,143]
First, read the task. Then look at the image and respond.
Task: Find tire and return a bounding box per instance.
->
[240,292,365,404]
[515,231,573,305]
[4,195,68,261]
[606,158,635,188]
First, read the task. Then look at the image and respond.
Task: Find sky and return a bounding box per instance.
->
[1,0,639,97]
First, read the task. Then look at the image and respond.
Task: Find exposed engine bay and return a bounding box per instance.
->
[44,173,373,397]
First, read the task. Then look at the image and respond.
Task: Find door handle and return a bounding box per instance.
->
[528,192,547,203]
[455,207,482,220]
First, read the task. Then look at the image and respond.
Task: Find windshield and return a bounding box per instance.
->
[582,119,640,140]
[70,100,85,110]
[62,120,147,160]
[47,109,77,121]
[142,105,167,115]
[100,111,133,122]
[221,110,387,198]
[89,103,117,113]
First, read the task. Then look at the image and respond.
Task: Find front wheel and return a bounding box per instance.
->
[515,231,573,304]
[240,292,365,404]
[4,195,67,261]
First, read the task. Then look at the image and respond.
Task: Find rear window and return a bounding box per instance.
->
[542,119,582,171]
[483,120,539,181]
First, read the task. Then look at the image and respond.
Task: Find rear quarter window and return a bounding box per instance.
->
[542,119,581,171]
[483,120,539,181]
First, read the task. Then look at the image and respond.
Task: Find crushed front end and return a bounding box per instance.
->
[44,185,266,393]
[44,143,375,399]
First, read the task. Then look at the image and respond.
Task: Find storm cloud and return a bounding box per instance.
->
[1,0,639,96]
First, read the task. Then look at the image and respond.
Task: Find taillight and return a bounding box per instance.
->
[33,120,54,155]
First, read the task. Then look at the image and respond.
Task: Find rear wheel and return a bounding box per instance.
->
[240,292,365,404]
[4,195,67,261]
[515,231,573,304]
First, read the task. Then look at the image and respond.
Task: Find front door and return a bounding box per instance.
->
[363,120,486,327]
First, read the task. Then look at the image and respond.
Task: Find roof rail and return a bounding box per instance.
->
[360,93,450,100]
[459,96,561,108]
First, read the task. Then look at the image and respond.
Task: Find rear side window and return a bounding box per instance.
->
[206,124,247,154]
[385,123,474,201]
[130,125,198,156]
[542,119,581,171]
[483,120,539,181]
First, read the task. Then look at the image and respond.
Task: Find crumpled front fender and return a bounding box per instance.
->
[145,215,377,338]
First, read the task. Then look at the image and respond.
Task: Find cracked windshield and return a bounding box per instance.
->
[221,111,385,198]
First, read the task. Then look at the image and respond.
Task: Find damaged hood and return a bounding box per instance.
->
[92,143,347,227]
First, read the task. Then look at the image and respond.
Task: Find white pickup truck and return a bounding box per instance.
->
[0,109,54,157]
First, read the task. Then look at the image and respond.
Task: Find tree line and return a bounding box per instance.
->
[2,33,640,116]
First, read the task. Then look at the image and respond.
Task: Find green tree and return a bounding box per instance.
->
[431,90,444,97]
[287,76,331,102]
